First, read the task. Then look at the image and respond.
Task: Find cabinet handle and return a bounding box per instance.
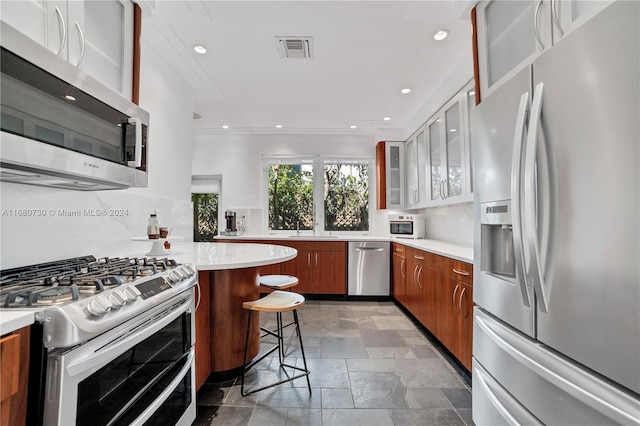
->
[307,253,311,268]
[452,284,459,311]
[395,247,404,253]
[400,258,406,279]
[54,6,67,57]
[551,0,564,37]
[417,267,423,289]
[534,0,546,50]
[452,268,470,277]
[74,21,86,67]
[315,253,318,269]
[414,255,424,260]
[459,287,468,318]
[413,266,418,286]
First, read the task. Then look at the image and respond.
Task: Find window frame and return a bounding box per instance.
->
[262,155,374,236]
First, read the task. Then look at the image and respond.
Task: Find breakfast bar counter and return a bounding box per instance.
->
[174,243,297,387]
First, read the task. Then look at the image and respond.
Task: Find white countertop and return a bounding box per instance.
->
[173,242,297,270]
[214,235,473,263]
[0,311,35,336]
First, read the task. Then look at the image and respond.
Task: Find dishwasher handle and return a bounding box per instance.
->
[355,247,385,252]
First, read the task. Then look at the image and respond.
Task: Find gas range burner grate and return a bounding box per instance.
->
[0,255,181,308]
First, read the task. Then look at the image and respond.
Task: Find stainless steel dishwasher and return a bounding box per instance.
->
[348,241,391,296]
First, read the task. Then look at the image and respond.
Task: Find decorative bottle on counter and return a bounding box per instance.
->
[147,213,160,239]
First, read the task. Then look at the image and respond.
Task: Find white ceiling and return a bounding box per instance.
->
[144,1,475,135]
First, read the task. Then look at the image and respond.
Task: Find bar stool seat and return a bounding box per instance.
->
[241,290,311,396]
[259,274,299,290]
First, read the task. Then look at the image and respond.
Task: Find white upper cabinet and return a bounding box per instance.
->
[475,0,615,100]
[554,0,613,40]
[375,141,405,210]
[1,0,134,100]
[405,132,419,208]
[475,0,553,99]
[427,81,474,206]
[404,80,474,209]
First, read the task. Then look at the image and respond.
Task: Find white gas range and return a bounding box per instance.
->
[0,255,198,426]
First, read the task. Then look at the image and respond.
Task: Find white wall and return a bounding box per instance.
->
[0,35,195,268]
[192,131,391,235]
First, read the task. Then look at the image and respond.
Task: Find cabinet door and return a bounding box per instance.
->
[556,0,613,40]
[456,283,474,370]
[416,127,427,206]
[441,97,467,202]
[427,116,443,202]
[392,244,407,304]
[1,0,48,48]
[386,142,405,209]
[69,0,134,97]
[422,254,439,336]
[314,250,346,294]
[405,135,419,207]
[438,276,459,354]
[476,0,553,98]
[462,82,476,197]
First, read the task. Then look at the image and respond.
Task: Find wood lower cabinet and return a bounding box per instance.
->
[218,239,347,295]
[393,244,474,371]
[391,243,407,305]
[0,326,29,426]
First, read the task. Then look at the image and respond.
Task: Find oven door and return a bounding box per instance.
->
[44,290,196,426]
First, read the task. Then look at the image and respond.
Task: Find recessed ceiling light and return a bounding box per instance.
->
[350,125,358,129]
[383,116,391,121]
[434,30,449,41]
[193,113,202,119]
[221,125,229,129]
[275,124,283,128]
[401,88,411,94]
[193,45,207,54]
[64,95,76,101]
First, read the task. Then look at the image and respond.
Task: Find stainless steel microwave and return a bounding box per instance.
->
[0,23,148,190]
[389,214,425,239]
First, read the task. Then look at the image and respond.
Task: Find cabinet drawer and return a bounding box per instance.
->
[442,258,473,284]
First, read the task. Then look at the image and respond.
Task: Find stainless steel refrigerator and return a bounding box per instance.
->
[472,1,640,424]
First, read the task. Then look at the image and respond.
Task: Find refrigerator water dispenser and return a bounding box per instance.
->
[480,201,515,279]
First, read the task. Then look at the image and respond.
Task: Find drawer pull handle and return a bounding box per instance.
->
[414,255,424,260]
[453,268,470,276]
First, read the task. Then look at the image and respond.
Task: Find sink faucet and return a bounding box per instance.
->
[296,221,301,235]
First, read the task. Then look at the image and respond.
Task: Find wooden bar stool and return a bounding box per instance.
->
[241,290,311,396]
[258,275,300,350]
[259,274,299,291]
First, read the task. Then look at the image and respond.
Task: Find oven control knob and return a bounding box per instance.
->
[166,271,179,284]
[87,295,113,316]
[124,286,141,302]
[182,263,196,276]
[109,291,127,308]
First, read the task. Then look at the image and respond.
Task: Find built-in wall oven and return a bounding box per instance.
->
[0,256,197,426]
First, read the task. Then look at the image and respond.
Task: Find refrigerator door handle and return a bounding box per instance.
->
[524,82,549,313]
[511,92,532,307]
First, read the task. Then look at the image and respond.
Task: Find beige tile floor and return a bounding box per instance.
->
[194,300,473,426]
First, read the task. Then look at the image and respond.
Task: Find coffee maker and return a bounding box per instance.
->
[224,210,237,235]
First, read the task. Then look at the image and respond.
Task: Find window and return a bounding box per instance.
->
[265,157,371,234]
[192,193,218,241]
[192,176,220,242]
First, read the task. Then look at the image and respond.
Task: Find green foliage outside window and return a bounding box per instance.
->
[268,165,313,230]
[192,193,218,241]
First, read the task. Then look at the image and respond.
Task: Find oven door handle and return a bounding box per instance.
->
[65,296,193,377]
[126,350,195,426]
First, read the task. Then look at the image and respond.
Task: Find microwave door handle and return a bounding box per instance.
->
[511,92,532,307]
[127,118,143,168]
[524,83,549,313]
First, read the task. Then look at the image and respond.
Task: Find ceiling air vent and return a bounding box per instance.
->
[276,37,313,59]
